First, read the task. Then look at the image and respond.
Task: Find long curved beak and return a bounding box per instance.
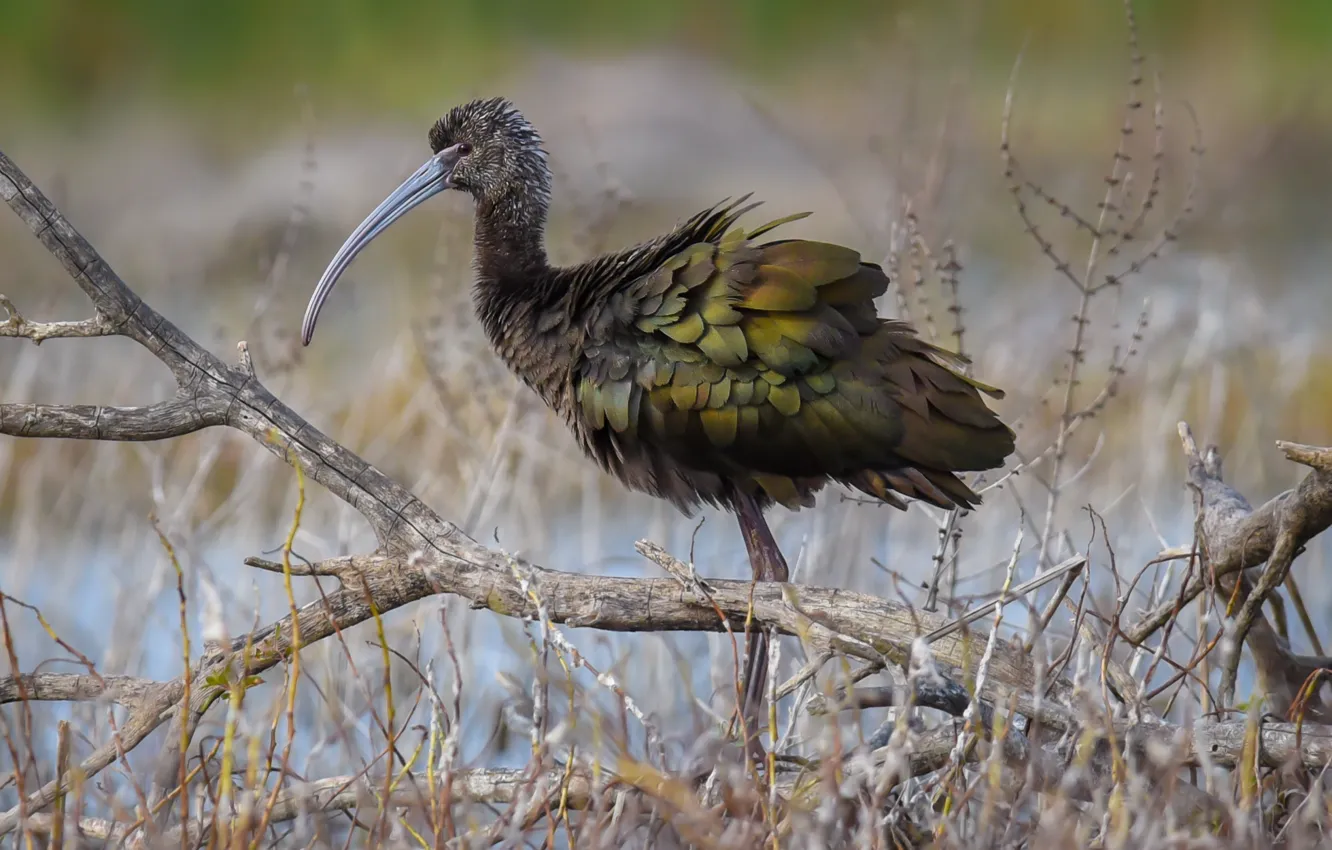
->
[301,145,465,346]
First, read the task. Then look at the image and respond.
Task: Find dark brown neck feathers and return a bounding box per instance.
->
[470,185,574,404]
[474,187,549,283]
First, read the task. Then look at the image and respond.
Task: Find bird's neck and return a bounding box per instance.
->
[471,189,573,404]
[473,187,550,283]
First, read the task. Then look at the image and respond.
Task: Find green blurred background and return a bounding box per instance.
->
[3,0,1329,123]
[3,0,1328,258]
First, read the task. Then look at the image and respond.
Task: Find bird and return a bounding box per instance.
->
[300,96,1016,747]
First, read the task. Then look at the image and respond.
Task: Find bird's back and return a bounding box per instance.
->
[525,200,1016,514]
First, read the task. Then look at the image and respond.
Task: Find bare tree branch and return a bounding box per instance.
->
[1124,424,1332,647]
[243,555,349,578]
[0,294,115,343]
[23,767,599,846]
[0,398,225,441]
[0,673,152,706]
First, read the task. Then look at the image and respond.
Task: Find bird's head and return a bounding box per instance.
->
[301,96,549,346]
[428,97,549,205]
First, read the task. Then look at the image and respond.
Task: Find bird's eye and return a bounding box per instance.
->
[457,142,473,156]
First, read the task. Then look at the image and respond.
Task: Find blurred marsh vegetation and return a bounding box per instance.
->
[2,0,1332,791]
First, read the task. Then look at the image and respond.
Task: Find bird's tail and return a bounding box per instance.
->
[845,326,1016,510]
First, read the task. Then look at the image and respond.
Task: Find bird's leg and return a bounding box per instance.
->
[733,491,790,584]
[731,490,790,756]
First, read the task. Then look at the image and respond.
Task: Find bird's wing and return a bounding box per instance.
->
[574,212,1014,510]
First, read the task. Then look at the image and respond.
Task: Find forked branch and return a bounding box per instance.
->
[1125,426,1332,648]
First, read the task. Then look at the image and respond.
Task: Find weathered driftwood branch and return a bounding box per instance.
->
[0,398,225,440]
[1120,422,1332,718]
[0,293,115,342]
[1124,424,1332,647]
[0,673,153,706]
[21,767,599,846]
[0,145,1082,837]
[0,550,1075,782]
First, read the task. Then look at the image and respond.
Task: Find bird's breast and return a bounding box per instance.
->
[474,284,585,426]
[491,326,577,414]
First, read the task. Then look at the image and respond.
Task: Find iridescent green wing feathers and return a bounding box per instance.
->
[574,204,1015,510]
